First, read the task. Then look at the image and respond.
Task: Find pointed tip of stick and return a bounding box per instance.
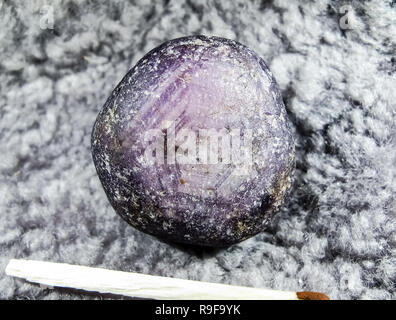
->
[5,259,17,276]
[297,291,330,300]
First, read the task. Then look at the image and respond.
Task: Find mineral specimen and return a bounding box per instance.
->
[91,35,295,247]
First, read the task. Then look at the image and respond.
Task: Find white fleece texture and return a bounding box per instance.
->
[0,0,395,299]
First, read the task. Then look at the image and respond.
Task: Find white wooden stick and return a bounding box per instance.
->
[5,259,329,300]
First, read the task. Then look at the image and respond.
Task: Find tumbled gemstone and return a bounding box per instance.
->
[91,35,295,247]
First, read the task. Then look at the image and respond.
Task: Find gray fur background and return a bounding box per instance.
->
[0,0,395,300]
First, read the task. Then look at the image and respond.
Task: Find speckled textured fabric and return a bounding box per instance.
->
[0,0,395,299]
[92,35,295,247]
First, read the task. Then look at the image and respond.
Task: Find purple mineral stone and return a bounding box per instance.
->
[91,35,295,247]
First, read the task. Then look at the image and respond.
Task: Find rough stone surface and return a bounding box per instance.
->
[92,36,295,247]
[0,0,395,300]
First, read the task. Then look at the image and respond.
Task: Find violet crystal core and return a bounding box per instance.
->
[91,36,295,247]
